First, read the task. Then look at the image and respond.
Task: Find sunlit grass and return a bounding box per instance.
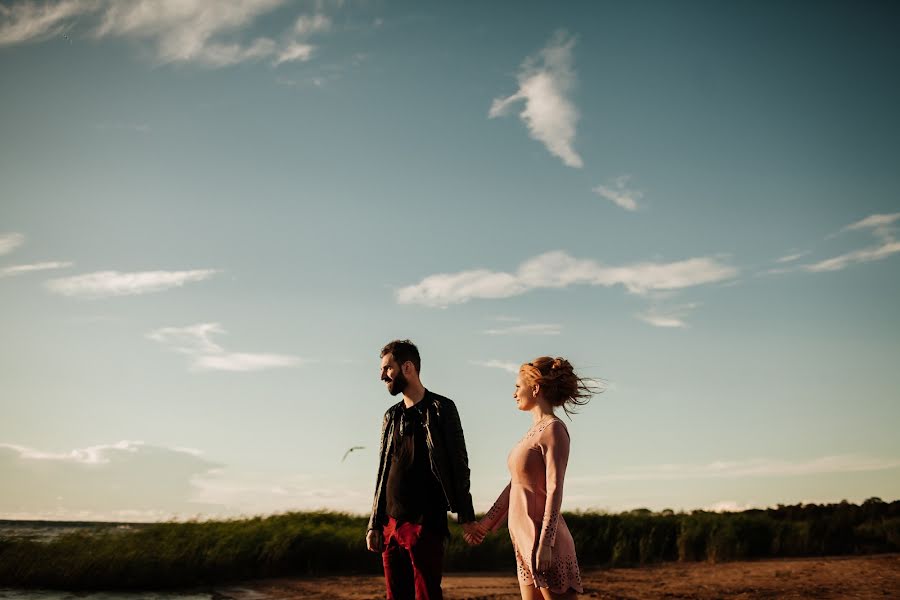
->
[1,499,897,589]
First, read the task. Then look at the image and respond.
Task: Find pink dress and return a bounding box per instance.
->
[480,417,583,594]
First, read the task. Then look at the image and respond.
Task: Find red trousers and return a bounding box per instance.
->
[381,517,445,600]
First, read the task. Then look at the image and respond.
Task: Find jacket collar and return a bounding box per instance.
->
[391,388,432,417]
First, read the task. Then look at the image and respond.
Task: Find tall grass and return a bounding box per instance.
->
[1,498,897,589]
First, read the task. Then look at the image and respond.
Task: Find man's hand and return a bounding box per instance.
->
[462,521,487,546]
[366,529,384,553]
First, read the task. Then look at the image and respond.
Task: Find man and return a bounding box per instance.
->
[366,339,485,600]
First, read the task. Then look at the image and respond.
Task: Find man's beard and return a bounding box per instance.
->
[387,371,408,396]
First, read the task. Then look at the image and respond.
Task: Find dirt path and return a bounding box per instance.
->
[215,553,900,599]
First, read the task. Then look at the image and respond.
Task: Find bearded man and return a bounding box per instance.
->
[366,339,485,600]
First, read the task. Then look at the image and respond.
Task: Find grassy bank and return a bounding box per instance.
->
[1,498,898,589]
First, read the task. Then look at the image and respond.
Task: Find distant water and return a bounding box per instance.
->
[0,589,270,600]
[0,592,214,600]
[0,522,271,600]
[0,521,145,543]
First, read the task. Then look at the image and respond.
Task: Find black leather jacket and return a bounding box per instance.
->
[368,390,476,531]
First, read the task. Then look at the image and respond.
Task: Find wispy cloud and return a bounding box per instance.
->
[396,250,737,307]
[94,0,285,67]
[0,440,147,464]
[0,440,226,521]
[489,30,582,168]
[636,303,698,328]
[0,0,92,46]
[0,1,334,68]
[147,322,306,372]
[593,175,643,211]
[45,269,219,298]
[293,13,331,36]
[775,250,809,264]
[572,455,900,483]
[0,261,73,278]
[470,359,520,374]
[274,41,314,66]
[483,323,562,335]
[0,232,25,255]
[492,315,522,322]
[843,212,900,238]
[802,212,900,273]
[803,240,900,272]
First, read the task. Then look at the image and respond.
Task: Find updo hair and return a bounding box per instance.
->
[520,356,601,417]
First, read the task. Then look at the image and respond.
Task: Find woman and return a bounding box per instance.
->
[469,357,597,600]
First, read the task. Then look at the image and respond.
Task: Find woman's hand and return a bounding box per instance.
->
[536,544,552,574]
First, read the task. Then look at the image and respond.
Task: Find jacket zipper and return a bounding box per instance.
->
[424,412,452,509]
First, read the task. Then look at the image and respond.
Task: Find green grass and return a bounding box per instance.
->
[1,498,898,590]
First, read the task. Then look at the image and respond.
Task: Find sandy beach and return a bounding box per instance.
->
[213,553,900,599]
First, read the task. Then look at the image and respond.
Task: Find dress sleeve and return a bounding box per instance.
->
[537,420,570,550]
[480,482,511,532]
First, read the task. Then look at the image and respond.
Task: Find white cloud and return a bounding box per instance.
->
[0,232,25,255]
[0,440,145,464]
[274,41,314,65]
[572,455,900,483]
[0,0,96,46]
[0,261,73,278]
[45,268,219,298]
[801,213,900,273]
[398,269,526,307]
[769,213,900,275]
[194,352,304,372]
[775,250,809,264]
[803,240,900,272]
[0,1,337,68]
[470,359,520,374]
[293,13,331,36]
[0,440,226,521]
[93,0,283,66]
[593,175,643,211]
[843,212,900,238]
[483,323,562,335]
[396,250,737,307]
[147,322,306,372]
[0,441,370,519]
[147,322,225,354]
[489,30,582,168]
[636,303,698,328]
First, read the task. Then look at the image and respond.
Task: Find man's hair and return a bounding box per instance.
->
[380,339,421,374]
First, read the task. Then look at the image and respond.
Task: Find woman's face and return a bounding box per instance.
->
[513,372,536,411]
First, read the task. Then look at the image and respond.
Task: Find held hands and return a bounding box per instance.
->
[462,521,487,546]
[365,529,384,553]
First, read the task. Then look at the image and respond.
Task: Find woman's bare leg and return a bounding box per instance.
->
[519,583,543,600]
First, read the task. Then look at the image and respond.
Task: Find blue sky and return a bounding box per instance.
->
[1,0,899,521]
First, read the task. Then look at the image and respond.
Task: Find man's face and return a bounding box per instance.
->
[380,353,408,396]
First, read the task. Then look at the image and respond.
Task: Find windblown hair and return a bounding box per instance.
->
[380,339,422,373]
[520,356,601,417]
